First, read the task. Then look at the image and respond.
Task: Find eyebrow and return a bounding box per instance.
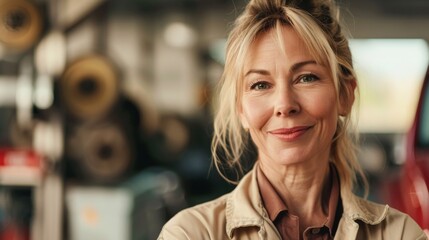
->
[244,60,318,77]
[290,60,318,72]
[244,69,270,77]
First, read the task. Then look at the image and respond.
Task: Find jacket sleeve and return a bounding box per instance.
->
[401,215,428,240]
[158,225,193,240]
[157,208,214,240]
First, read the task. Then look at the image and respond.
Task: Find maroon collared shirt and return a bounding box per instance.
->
[257,164,342,240]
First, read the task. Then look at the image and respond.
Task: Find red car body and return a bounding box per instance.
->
[384,66,429,229]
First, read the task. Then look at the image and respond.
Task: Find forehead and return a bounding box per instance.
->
[244,25,313,70]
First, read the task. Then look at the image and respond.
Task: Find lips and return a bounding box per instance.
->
[268,126,313,141]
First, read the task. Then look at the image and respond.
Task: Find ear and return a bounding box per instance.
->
[338,79,356,116]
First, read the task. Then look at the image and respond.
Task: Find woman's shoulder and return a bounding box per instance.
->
[157,193,231,240]
[172,193,230,223]
[346,196,427,239]
[383,204,427,239]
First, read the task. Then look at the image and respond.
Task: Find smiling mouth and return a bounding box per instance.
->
[268,126,313,141]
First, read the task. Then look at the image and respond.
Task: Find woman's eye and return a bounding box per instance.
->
[298,74,319,83]
[250,81,270,90]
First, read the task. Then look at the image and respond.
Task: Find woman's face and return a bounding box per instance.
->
[240,25,345,168]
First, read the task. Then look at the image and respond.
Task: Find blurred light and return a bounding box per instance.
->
[350,39,429,133]
[350,39,428,81]
[33,119,63,161]
[35,30,66,76]
[163,22,197,48]
[16,58,33,128]
[34,75,54,109]
[393,134,407,165]
[82,207,99,226]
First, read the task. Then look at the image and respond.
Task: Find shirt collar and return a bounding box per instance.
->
[256,162,340,231]
[256,165,285,221]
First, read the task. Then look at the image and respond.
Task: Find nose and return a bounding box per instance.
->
[274,87,300,117]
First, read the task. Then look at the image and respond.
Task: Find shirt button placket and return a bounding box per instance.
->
[311,228,320,234]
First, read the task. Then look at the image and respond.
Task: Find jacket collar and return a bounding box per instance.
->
[225,163,267,238]
[335,192,389,240]
[225,163,390,239]
[342,192,389,224]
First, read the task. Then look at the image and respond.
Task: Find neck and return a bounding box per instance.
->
[259,159,331,225]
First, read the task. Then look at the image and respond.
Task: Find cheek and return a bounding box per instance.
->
[241,96,272,129]
[303,91,339,137]
[309,98,336,118]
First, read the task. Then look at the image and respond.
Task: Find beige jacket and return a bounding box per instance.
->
[158,165,427,240]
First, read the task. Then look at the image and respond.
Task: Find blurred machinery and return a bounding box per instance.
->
[0,0,256,239]
[0,0,188,239]
[59,54,136,184]
[0,0,43,55]
[60,55,119,121]
[0,0,47,239]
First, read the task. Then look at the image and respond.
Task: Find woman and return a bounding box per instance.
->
[158,0,428,239]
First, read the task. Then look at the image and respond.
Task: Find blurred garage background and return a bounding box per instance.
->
[0,0,428,239]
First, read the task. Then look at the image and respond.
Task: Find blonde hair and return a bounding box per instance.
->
[211,0,367,197]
